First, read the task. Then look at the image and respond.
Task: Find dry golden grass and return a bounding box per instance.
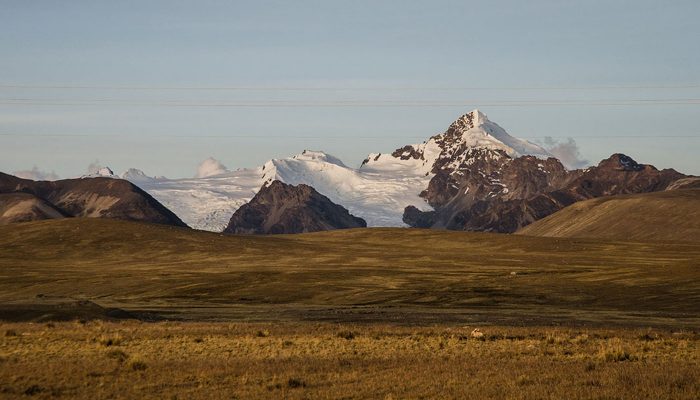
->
[518,189,700,241]
[1,321,698,399]
[1,219,699,398]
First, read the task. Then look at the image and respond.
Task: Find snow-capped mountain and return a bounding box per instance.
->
[259,150,433,227]
[125,149,433,231]
[121,168,161,183]
[129,167,265,231]
[119,109,554,231]
[57,108,692,234]
[118,109,561,231]
[361,109,550,174]
[81,166,118,179]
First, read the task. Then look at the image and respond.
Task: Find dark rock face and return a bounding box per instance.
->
[403,153,689,233]
[224,180,366,234]
[402,205,436,229]
[0,172,187,227]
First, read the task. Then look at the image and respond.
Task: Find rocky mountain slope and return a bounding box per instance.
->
[108,108,691,233]
[517,189,700,242]
[403,152,687,232]
[0,172,187,227]
[224,180,366,234]
[128,149,433,231]
[123,110,548,231]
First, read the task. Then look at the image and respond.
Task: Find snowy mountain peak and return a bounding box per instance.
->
[291,150,347,167]
[121,168,156,182]
[449,109,489,131]
[262,150,351,187]
[81,166,117,179]
[363,109,551,178]
[441,109,550,158]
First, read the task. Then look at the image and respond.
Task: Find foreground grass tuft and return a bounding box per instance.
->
[287,378,306,388]
[127,358,148,371]
[337,330,356,340]
[97,333,123,347]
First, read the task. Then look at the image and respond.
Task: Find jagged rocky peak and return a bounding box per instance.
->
[224,180,366,234]
[597,153,648,172]
[362,109,551,176]
[447,109,488,132]
[439,109,551,158]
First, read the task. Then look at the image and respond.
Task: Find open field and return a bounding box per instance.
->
[1,321,698,399]
[0,218,699,326]
[518,189,700,241]
[1,213,699,399]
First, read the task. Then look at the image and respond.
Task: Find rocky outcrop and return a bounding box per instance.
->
[404,153,689,233]
[0,172,187,227]
[224,180,367,234]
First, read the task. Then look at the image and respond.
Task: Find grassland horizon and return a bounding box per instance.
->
[1,217,699,399]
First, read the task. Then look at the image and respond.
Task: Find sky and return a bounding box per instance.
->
[1,0,699,178]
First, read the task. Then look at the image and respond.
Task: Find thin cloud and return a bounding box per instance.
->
[12,166,60,181]
[196,157,229,178]
[543,137,589,170]
[86,160,103,174]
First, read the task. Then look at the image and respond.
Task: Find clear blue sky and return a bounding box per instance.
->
[2,0,699,178]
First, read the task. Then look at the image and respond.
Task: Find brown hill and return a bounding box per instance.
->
[0,172,187,227]
[516,189,700,242]
[0,192,66,225]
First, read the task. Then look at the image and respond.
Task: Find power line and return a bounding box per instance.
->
[1,83,700,91]
[1,133,698,139]
[2,99,700,107]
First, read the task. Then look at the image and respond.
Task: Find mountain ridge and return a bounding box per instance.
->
[119,109,555,231]
[28,109,691,234]
[0,172,187,227]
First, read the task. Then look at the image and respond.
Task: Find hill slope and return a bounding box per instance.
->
[0,192,66,224]
[1,218,698,326]
[517,189,700,241]
[0,172,187,227]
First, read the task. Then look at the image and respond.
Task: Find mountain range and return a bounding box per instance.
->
[121,109,692,233]
[109,110,561,230]
[1,109,694,234]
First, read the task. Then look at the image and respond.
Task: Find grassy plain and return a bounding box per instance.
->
[0,218,699,398]
[1,321,698,399]
[0,218,699,326]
